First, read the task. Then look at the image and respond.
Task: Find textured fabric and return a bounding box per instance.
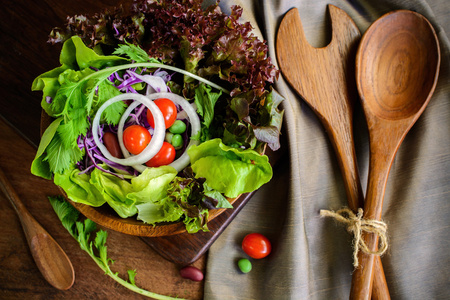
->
[204,0,449,299]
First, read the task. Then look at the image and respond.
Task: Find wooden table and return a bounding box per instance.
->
[0,0,204,298]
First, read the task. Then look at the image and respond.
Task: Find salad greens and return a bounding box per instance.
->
[48,195,183,300]
[188,139,272,198]
[48,0,283,151]
[32,0,284,233]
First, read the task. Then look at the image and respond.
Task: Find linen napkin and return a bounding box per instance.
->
[204,0,450,299]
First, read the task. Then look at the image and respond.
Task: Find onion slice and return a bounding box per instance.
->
[92,93,166,166]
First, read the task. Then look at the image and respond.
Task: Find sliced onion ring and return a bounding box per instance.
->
[92,93,166,166]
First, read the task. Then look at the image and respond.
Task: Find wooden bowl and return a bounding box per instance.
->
[41,112,245,237]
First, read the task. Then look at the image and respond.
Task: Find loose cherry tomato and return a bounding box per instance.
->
[147,98,177,129]
[123,125,151,155]
[145,142,176,167]
[242,233,272,259]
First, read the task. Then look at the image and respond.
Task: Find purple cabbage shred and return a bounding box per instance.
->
[77,122,136,179]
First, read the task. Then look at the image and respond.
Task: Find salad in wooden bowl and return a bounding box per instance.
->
[32,0,284,236]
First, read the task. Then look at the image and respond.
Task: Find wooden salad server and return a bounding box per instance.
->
[350,10,440,299]
[276,5,390,298]
[0,168,75,290]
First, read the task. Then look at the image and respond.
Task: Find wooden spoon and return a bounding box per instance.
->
[276,5,391,299]
[0,168,75,290]
[350,10,440,299]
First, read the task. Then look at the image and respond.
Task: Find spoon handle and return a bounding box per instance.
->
[0,168,75,290]
[0,168,38,236]
[326,121,391,300]
[350,134,399,299]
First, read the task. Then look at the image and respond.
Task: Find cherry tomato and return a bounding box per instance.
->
[145,142,176,167]
[123,125,151,155]
[147,98,177,129]
[242,233,272,259]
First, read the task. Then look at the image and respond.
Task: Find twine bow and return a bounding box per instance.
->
[320,207,388,268]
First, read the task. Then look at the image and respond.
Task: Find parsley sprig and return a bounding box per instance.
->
[48,196,185,299]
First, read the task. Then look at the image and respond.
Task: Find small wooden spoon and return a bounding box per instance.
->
[0,168,75,290]
[276,5,391,299]
[350,10,440,299]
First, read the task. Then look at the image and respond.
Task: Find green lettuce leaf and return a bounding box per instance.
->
[32,67,69,117]
[31,117,63,179]
[183,209,209,234]
[187,138,272,198]
[134,167,189,226]
[165,177,209,233]
[54,166,106,207]
[129,166,178,204]
[67,35,127,70]
[203,182,233,209]
[89,167,136,218]
[136,198,184,226]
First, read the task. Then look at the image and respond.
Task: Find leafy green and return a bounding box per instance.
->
[31,117,63,179]
[45,133,84,175]
[63,35,128,70]
[31,36,130,174]
[135,167,232,233]
[112,41,160,63]
[188,139,272,198]
[194,83,222,128]
[54,166,106,207]
[53,163,221,233]
[252,89,285,151]
[90,167,137,218]
[132,167,185,224]
[32,1,284,233]
[136,196,184,225]
[129,166,178,204]
[47,196,184,300]
[46,0,284,148]
[164,176,209,233]
[203,182,233,209]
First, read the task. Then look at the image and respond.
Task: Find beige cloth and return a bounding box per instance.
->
[204,0,450,299]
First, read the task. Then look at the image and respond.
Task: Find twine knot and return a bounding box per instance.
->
[320,207,388,268]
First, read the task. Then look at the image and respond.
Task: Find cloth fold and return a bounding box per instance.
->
[204,0,449,299]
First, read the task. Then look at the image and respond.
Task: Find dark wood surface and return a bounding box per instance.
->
[0,0,207,298]
[1,0,135,148]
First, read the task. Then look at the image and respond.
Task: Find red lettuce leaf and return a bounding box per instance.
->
[47,0,283,150]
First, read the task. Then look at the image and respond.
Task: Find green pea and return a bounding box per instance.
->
[238,258,252,273]
[171,134,183,149]
[169,120,187,134]
[165,132,173,143]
